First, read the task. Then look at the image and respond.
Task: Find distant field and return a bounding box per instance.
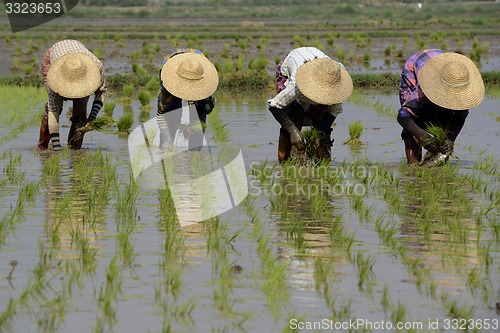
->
[0,2,499,90]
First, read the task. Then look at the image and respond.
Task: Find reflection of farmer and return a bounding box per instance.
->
[38,39,107,151]
[397,49,484,164]
[41,154,100,259]
[268,47,353,163]
[157,49,218,150]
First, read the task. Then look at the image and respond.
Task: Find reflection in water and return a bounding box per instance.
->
[396,166,487,292]
[0,91,495,333]
[259,164,349,294]
[40,151,109,268]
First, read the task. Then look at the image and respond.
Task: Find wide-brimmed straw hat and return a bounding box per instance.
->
[295,58,353,105]
[47,53,102,99]
[419,52,484,110]
[161,52,219,101]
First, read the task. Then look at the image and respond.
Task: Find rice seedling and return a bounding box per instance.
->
[152,43,161,53]
[129,50,139,62]
[326,33,335,46]
[122,83,135,98]
[131,63,139,73]
[138,90,151,106]
[353,252,376,291]
[381,284,391,313]
[142,42,151,56]
[221,43,231,59]
[344,120,363,145]
[22,64,34,75]
[136,66,149,78]
[240,197,290,319]
[74,117,110,139]
[117,113,134,133]
[312,36,324,50]
[363,51,371,62]
[390,301,407,325]
[258,234,290,317]
[11,57,20,71]
[2,152,25,185]
[205,219,240,315]
[336,46,346,62]
[223,60,233,73]
[248,54,268,72]
[384,46,391,57]
[236,39,247,53]
[424,123,448,146]
[285,214,306,253]
[41,153,61,178]
[207,110,229,143]
[115,180,138,266]
[93,48,104,59]
[235,54,245,71]
[96,256,122,328]
[115,39,125,48]
[146,77,159,93]
[158,191,185,262]
[103,101,116,119]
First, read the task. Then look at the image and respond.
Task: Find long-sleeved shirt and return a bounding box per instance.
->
[267,47,343,117]
[42,39,107,135]
[398,49,469,141]
[398,49,466,117]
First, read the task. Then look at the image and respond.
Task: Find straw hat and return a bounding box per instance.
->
[161,52,219,101]
[47,53,102,99]
[419,52,484,110]
[295,58,353,105]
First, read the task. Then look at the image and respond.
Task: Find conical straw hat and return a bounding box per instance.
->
[161,52,219,101]
[295,58,353,105]
[419,52,484,110]
[47,53,101,99]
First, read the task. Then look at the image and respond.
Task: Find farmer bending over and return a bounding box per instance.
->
[397,49,484,164]
[268,47,353,163]
[39,39,107,150]
[157,49,218,150]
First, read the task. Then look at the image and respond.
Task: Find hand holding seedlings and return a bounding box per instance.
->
[267,47,352,163]
[396,49,484,165]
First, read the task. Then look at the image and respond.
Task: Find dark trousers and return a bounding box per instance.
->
[401,106,455,164]
[278,101,336,162]
[38,97,89,150]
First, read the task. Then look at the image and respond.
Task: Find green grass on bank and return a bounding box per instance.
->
[2,71,500,92]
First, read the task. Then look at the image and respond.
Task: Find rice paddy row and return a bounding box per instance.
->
[0,81,498,332]
[2,17,500,91]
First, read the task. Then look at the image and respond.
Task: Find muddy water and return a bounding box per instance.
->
[0,91,499,333]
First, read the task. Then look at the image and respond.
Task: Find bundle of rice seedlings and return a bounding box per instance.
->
[344,120,363,145]
[424,123,447,147]
[104,102,116,118]
[302,127,321,149]
[117,113,134,133]
[138,90,151,106]
[74,117,109,137]
[420,123,450,167]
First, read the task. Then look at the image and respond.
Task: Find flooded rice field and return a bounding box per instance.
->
[0,86,498,333]
[1,17,500,78]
